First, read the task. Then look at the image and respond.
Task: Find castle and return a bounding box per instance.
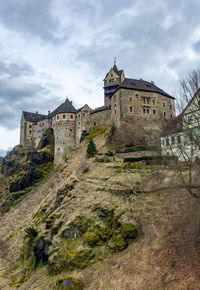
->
[20,62,176,163]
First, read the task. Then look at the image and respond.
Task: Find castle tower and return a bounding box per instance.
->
[52,99,77,164]
[103,59,125,105]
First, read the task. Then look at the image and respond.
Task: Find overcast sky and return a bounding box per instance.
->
[0,0,200,155]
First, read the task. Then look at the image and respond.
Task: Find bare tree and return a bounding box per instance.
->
[161,69,200,200]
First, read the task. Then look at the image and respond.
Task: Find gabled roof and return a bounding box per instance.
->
[104,64,124,80]
[48,99,77,118]
[91,105,111,114]
[23,111,47,122]
[76,104,92,113]
[110,78,174,99]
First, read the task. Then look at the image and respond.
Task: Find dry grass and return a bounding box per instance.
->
[0,132,200,289]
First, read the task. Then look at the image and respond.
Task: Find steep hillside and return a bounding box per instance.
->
[0,130,200,289]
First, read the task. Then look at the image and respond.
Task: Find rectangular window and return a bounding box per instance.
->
[143,108,146,114]
[147,99,149,104]
[162,139,165,145]
[57,115,59,120]
[153,110,156,114]
[129,97,132,102]
[135,94,139,99]
[188,116,193,125]
[166,138,169,146]
[152,100,155,105]
[130,106,133,112]
[70,115,73,119]
[171,136,175,145]
[63,114,66,119]
[142,98,146,104]
[147,109,149,114]
[163,103,166,108]
[177,135,181,144]
[94,122,96,126]
[170,105,172,110]
[164,112,166,117]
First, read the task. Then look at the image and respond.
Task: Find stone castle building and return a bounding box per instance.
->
[20,62,175,163]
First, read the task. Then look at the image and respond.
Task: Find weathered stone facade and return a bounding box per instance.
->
[20,63,175,164]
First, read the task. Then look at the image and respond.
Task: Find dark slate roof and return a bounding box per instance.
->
[113,78,174,99]
[91,105,111,114]
[112,64,124,77]
[23,111,47,122]
[48,99,77,118]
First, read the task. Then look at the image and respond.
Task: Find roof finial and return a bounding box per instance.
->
[114,57,117,66]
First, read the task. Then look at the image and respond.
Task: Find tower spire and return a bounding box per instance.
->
[114,57,117,66]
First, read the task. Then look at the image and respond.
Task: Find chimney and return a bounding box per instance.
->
[48,110,50,115]
[36,111,38,114]
[70,101,72,104]
[151,81,155,84]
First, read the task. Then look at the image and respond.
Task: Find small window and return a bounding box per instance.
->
[70,129,72,132]
[147,109,149,114]
[166,138,169,146]
[152,100,155,105]
[29,125,32,128]
[170,105,172,110]
[94,122,96,126]
[147,99,149,104]
[63,114,66,119]
[29,130,32,134]
[143,108,146,114]
[164,112,166,117]
[114,104,117,114]
[135,94,139,99]
[171,114,173,118]
[171,136,175,145]
[113,95,116,100]
[162,139,165,145]
[129,97,132,102]
[130,106,133,112]
[177,135,181,144]
[163,103,166,108]
[153,110,156,114]
[188,116,193,125]
[57,115,59,120]
[70,115,73,119]
[142,98,146,104]
[111,74,113,77]
[83,113,85,116]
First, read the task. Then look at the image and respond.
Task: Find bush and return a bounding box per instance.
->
[124,156,163,163]
[87,139,97,157]
[105,151,114,156]
[84,126,107,141]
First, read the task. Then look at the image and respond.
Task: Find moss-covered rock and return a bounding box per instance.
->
[62,216,94,239]
[120,223,139,244]
[55,275,83,290]
[82,231,99,246]
[108,234,127,252]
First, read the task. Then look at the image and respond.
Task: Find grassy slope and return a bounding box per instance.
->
[0,131,200,289]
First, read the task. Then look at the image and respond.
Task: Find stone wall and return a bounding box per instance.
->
[32,119,51,148]
[89,108,112,130]
[111,88,175,130]
[54,113,76,164]
[20,115,34,150]
[76,106,92,144]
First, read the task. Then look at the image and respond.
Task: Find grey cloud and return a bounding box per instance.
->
[0,0,63,43]
[0,59,61,129]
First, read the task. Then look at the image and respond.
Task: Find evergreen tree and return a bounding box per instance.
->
[87,138,97,157]
[107,123,116,143]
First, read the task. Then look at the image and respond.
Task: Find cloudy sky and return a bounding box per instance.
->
[0,0,200,155]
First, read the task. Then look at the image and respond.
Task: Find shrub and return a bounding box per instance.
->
[124,156,163,163]
[84,126,107,140]
[87,139,97,157]
[105,151,114,156]
[25,227,38,240]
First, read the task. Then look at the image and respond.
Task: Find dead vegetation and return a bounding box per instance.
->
[0,131,200,289]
